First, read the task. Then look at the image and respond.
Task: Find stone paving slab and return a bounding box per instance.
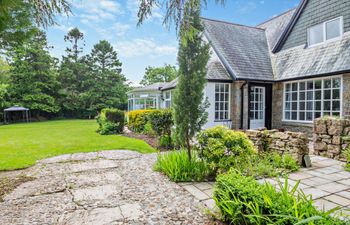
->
[0,150,221,225]
[181,155,350,216]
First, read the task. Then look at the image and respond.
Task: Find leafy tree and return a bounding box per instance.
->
[8,30,60,117]
[0,0,71,52]
[173,0,210,159]
[84,40,128,115]
[0,58,11,83]
[58,27,88,117]
[140,64,177,86]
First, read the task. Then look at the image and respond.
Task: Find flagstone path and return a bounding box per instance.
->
[0,150,221,225]
[181,155,350,215]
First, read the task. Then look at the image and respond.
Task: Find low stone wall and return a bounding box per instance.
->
[245,129,309,165]
[313,117,350,161]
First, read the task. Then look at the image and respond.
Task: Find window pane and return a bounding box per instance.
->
[299,112,305,120]
[324,101,331,110]
[292,83,298,91]
[292,102,297,110]
[307,91,313,100]
[285,102,290,110]
[324,111,330,116]
[315,101,321,110]
[285,83,290,92]
[215,85,219,92]
[315,80,322,89]
[326,18,341,40]
[333,78,341,88]
[307,81,314,90]
[300,92,305,100]
[315,90,321,100]
[285,93,290,101]
[285,111,290,120]
[324,79,331,88]
[315,111,321,119]
[307,102,313,110]
[309,24,324,46]
[215,94,219,101]
[333,89,340,99]
[292,112,297,120]
[299,102,305,110]
[292,92,297,100]
[332,101,340,111]
[299,82,305,90]
[306,112,313,121]
[332,112,340,117]
[324,90,331,99]
[220,84,224,92]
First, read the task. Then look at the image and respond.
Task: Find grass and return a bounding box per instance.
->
[0,119,156,171]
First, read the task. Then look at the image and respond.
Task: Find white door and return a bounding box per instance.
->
[250,86,265,129]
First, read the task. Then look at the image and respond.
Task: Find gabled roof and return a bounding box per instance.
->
[130,82,167,92]
[206,60,232,81]
[257,8,296,51]
[272,0,308,53]
[202,18,274,81]
[161,78,178,91]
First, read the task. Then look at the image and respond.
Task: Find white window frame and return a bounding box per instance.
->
[282,75,343,123]
[214,83,231,121]
[307,17,343,47]
[163,90,172,108]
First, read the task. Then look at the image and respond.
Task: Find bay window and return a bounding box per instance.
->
[283,76,342,122]
[215,83,230,120]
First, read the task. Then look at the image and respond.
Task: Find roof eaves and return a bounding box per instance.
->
[272,0,308,53]
[201,17,265,31]
[203,31,238,80]
[256,8,296,27]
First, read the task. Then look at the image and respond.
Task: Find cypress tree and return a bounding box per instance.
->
[173,0,210,160]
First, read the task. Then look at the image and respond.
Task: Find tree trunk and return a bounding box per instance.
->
[186,133,191,161]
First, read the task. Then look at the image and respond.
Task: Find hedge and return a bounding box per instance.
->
[97,108,124,135]
[127,109,153,133]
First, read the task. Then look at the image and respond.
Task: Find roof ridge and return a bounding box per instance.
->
[200,17,265,31]
[256,8,296,27]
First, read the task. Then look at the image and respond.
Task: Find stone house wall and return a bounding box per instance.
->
[313,117,350,161]
[245,129,309,165]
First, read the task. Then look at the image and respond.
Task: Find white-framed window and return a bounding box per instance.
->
[308,17,343,47]
[215,83,230,121]
[164,91,172,108]
[283,76,342,122]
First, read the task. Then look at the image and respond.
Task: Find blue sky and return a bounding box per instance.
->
[47,0,300,85]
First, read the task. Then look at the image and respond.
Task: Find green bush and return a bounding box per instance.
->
[143,121,156,136]
[127,109,153,132]
[196,126,257,173]
[154,150,213,182]
[97,108,124,135]
[147,109,173,136]
[159,135,172,148]
[344,148,350,172]
[214,170,347,225]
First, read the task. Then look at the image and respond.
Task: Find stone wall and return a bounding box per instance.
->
[313,117,350,161]
[245,129,309,165]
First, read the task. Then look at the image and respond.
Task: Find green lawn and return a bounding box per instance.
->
[0,120,155,171]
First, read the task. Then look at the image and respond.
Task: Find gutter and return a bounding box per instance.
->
[240,81,248,129]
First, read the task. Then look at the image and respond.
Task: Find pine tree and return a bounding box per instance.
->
[173,0,210,159]
[9,30,60,117]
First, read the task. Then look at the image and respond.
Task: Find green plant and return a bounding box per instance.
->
[159,135,172,148]
[97,108,124,135]
[196,126,257,174]
[147,109,173,137]
[214,170,347,225]
[127,109,153,133]
[344,148,350,172]
[143,121,156,136]
[154,150,213,182]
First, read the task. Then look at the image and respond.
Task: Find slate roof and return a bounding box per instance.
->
[130,82,167,92]
[257,9,296,51]
[161,78,178,90]
[202,18,274,81]
[206,60,232,81]
[273,32,350,81]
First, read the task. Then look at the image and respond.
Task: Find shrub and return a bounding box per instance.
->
[148,109,173,148]
[97,108,124,135]
[196,126,256,173]
[143,121,156,136]
[159,135,172,148]
[344,148,350,172]
[127,109,153,132]
[214,170,347,225]
[154,150,213,182]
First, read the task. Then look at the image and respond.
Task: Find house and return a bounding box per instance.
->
[128,0,350,133]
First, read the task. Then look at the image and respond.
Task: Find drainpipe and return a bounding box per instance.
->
[240,81,248,129]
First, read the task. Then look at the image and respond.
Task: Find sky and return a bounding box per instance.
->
[47,0,300,85]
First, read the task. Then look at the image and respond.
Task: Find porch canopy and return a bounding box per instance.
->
[4,106,30,123]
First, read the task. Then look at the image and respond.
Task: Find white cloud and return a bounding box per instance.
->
[92,22,130,39]
[114,38,177,58]
[74,0,124,23]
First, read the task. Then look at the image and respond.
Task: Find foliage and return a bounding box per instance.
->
[159,135,172,148]
[344,148,350,172]
[173,0,210,159]
[0,0,71,52]
[143,121,156,136]
[154,150,212,182]
[0,120,155,171]
[8,30,60,117]
[214,171,346,225]
[147,109,173,137]
[127,109,154,133]
[97,108,125,135]
[140,64,177,86]
[196,126,299,177]
[84,40,128,114]
[196,126,256,174]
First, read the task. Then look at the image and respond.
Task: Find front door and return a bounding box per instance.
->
[249,86,265,129]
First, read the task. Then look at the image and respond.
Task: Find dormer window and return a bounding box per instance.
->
[308,17,343,47]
